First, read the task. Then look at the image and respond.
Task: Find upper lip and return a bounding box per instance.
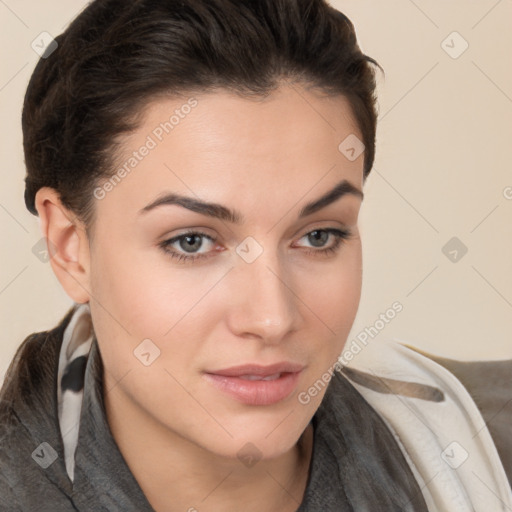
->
[206,362,305,377]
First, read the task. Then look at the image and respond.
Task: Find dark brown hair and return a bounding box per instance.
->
[22,0,382,235]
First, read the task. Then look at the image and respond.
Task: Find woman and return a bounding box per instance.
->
[1,0,510,510]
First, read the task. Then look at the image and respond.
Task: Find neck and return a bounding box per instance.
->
[104,379,314,512]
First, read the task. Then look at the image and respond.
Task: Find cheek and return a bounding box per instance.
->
[88,237,222,378]
[89,235,189,335]
[300,240,362,335]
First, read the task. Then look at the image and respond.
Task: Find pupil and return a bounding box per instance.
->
[309,230,328,247]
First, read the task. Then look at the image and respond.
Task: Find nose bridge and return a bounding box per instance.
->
[230,244,298,341]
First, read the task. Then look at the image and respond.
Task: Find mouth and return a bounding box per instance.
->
[203,363,304,406]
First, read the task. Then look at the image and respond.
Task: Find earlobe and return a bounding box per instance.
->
[34,187,91,304]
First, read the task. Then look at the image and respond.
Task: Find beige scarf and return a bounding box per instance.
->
[342,339,512,511]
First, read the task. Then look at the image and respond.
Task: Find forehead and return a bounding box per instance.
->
[94,84,364,226]
[144,84,359,148]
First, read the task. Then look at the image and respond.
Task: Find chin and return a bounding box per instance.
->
[204,414,309,462]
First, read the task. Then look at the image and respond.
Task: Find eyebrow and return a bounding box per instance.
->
[139,179,363,224]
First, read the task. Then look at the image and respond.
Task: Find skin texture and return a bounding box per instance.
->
[35,83,365,512]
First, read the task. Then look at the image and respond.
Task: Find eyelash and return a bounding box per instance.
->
[158,227,353,264]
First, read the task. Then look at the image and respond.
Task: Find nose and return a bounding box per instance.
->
[226,253,300,344]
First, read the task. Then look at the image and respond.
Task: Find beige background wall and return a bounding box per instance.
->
[1,1,511,385]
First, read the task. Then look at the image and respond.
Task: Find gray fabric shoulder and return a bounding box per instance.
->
[0,407,76,511]
[0,305,79,511]
[410,347,512,488]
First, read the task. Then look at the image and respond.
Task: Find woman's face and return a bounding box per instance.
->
[87,83,364,460]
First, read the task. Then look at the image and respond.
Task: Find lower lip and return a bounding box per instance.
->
[203,371,301,406]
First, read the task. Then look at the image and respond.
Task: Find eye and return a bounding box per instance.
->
[158,227,353,264]
[294,228,353,257]
[159,231,217,263]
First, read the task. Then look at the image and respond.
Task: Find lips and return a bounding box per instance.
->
[203,362,304,406]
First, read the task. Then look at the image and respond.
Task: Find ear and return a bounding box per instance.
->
[34,187,91,304]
